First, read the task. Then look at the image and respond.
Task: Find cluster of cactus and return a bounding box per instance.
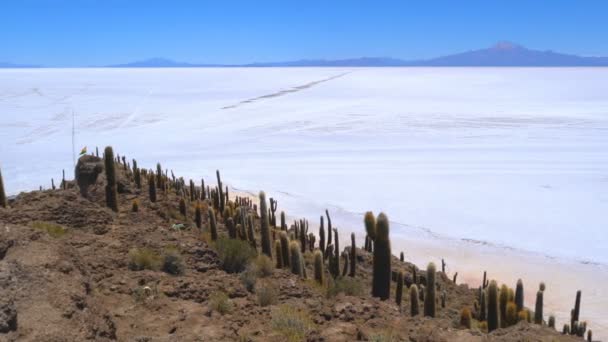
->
[103,146,119,212]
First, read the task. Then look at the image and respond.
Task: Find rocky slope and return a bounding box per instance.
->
[0,152,588,341]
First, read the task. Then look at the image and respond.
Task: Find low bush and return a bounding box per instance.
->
[256,281,278,307]
[271,305,313,342]
[326,277,364,298]
[32,221,67,238]
[209,291,233,315]
[251,254,274,277]
[216,237,256,273]
[128,248,161,271]
[162,249,185,275]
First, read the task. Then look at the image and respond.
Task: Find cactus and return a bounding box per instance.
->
[247,215,256,249]
[275,240,283,268]
[534,290,543,324]
[227,217,237,239]
[326,210,332,249]
[289,241,303,277]
[216,170,224,213]
[179,198,187,216]
[189,180,195,202]
[410,285,420,316]
[132,199,139,212]
[539,282,546,292]
[349,233,356,277]
[499,284,509,327]
[573,290,581,324]
[103,147,119,212]
[0,166,6,208]
[133,160,141,189]
[269,197,277,227]
[280,211,286,230]
[487,281,499,332]
[442,291,447,308]
[279,231,290,268]
[506,301,517,327]
[587,330,592,342]
[259,191,272,258]
[396,271,404,307]
[515,279,524,312]
[548,315,556,329]
[319,216,325,257]
[460,307,472,329]
[372,213,391,300]
[563,324,570,335]
[482,271,489,288]
[364,211,376,241]
[453,272,458,284]
[62,169,66,190]
[480,289,486,321]
[441,259,446,273]
[313,250,324,284]
[208,208,218,241]
[148,174,157,203]
[424,262,436,317]
[333,228,339,273]
[341,251,349,277]
[200,178,206,200]
[51,178,56,190]
[156,163,163,190]
[194,202,202,228]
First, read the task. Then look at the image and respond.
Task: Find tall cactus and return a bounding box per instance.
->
[396,271,404,307]
[148,174,157,202]
[573,290,581,324]
[487,280,499,332]
[499,284,509,327]
[326,209,332,250]
[313,250,324,284]
[275,240,283,269]
[0,166,7,208]
[217,170,225,213]
[319,216,325,257]
[364,211,376,241]
[279,231,290,268]
[289,241,303,277]
[179,198,187,216]
[247,215,256,250]
[280,211,286,230]
[133,159,141,189]
[534,290,544,324]
[103,146,118,212]
[410,285,420,316]
[515,279,524,312]
[480,289,486,321]
[227,217,237,239]
[194,202,202,228]
[349,233,356,277]
[424,262,436,317]
[372,213,391,300]
[208,208,218,241]
[259,191,272,258]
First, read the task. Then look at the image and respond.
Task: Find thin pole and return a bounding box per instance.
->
[72,109,76,168]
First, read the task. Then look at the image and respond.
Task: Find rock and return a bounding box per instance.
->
[75,155,103,198]
[0,299,17,333]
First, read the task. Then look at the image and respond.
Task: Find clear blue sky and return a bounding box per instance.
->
[2,0,607,66]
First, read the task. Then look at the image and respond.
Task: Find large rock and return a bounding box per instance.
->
[74,155,103,197]
[0,299,17,333]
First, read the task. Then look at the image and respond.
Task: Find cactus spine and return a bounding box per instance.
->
[371,213,391,300]
[208,208,218,241]
[534,290,543,324]
[289,241,303,277]
[487,280,499,332]
[410,285,420,316]
[424,262,436,317]
[103,147,119,212]
[313,250,324,284]
[0,166,6,208]
[515,279,524,312]
[396,271,404,307]
[259,191,272,258]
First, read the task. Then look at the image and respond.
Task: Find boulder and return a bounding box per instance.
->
[0,299,17,333]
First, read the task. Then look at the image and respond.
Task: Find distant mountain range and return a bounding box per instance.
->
[3,42,608,68]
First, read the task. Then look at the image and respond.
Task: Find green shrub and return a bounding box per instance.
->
[252,254,274,278]
[271,305,313,342]
[32,221,67,238]
[209,291,233,315]
[369,331,395,342]
[216,237,256,273]
[128,248,161,271]
[327,277,364,298]
[256,281,278,307]
[162,249,185,275]
[240,266,258,292]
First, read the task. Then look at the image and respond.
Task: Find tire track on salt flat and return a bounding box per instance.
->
[221,71,351,110]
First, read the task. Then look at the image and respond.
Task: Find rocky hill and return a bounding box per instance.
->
[0,148,592,341]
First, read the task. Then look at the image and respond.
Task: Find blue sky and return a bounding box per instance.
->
[2,0,607,66]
